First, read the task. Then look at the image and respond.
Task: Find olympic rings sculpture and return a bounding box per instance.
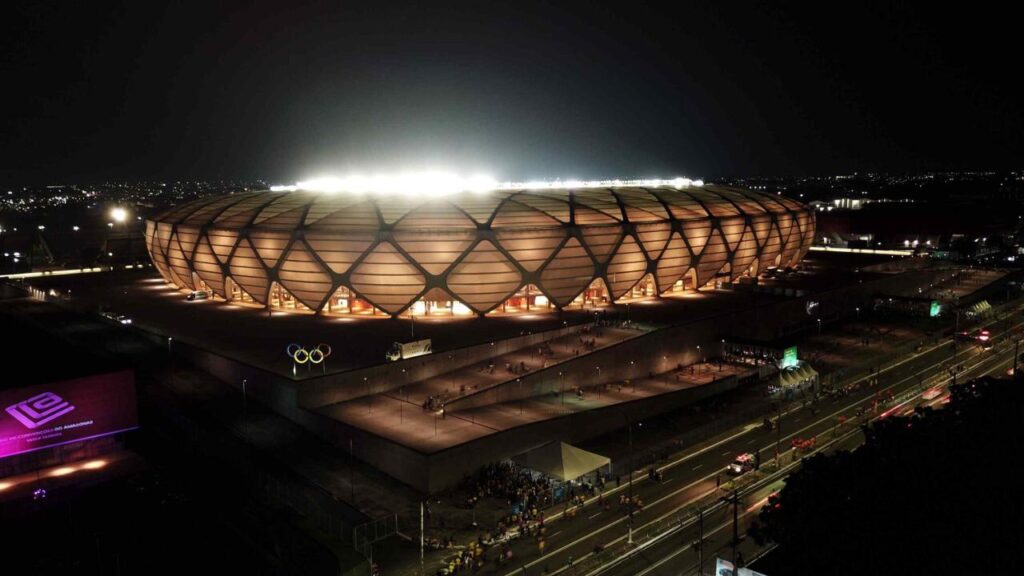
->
[287,342,332,365]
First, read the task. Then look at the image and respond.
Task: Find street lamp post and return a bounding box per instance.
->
[696,507,704,575]
[627,418,638,545]
[242,378,248,439]
[952,308,959,387]
[775,395,782,465]
[559,371,564,408]
[1014,336,1021,376]
[817,317,822,335]
[167,337,174,387]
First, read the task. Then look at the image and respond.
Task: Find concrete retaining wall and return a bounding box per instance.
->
[302,373,740,493]
[296,323,594,409]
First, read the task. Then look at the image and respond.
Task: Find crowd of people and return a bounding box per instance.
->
[419,463,613,574]
[423,395,446,412]
[463,462,554,515]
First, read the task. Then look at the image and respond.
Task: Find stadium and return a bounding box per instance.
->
[144,180,816,317]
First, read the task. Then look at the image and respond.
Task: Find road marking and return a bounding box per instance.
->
[549,530,562,538]
[588,512,602,520]
[608,328,1024,576]
[721,451,731,456]
[692,464,703,470]
[746,438,757,445]
[500,311,1024,576]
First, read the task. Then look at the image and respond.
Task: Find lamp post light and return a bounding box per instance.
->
[625,418,642,545]
[167,337,174,386]
[817,318,822,335]
[400,384,405,424]
[559,371,564,408]
[242,378,248,439]
[110,207,128,227]
[596,366,601,397]
[563,321,569,354]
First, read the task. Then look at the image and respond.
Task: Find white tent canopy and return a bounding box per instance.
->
[513,441,611,482]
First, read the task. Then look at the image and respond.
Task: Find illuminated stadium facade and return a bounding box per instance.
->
[144,181,815,317]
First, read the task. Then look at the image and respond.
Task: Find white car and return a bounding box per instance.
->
[101,311,132,325]
[727,453,755,475]
[186,290,210,301]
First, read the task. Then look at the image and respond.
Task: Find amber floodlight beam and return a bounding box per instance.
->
[145,178,814,318]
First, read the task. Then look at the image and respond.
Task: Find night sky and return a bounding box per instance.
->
[2,2,1020,185]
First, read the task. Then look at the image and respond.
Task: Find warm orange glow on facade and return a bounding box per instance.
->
[145,185,814,317]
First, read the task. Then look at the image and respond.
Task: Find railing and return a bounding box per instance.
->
[578,304,1024,576]
[353,513,400,561]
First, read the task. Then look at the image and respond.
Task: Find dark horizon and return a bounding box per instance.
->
[2,2,1021,186]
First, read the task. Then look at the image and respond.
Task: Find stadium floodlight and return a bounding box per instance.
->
[271,174,704,195]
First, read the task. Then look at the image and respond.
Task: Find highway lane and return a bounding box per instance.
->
[596,323,1019,576]
[419,303,1024,576]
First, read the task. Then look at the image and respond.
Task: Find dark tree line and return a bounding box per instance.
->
[750,375,1024,575]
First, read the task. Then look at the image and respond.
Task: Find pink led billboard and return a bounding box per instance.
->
[0,370,137,459]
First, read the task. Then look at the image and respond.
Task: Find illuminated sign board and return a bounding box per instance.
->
[930,300,941,317]
[780,346,799,369]
[0,370,137,459]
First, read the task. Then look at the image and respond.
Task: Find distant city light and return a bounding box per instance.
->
[270,174,704,195]
[110,207,128,222]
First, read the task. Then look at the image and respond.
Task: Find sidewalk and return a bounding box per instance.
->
[375,305,990,576]
[369,325,643,408]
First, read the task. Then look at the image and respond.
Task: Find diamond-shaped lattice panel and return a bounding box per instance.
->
[349,242,426,314]
[192,235,226,297]
[228,238,270,304]
[147,185,815,315]
[447,240,523,312]
[655,233,692,292]
[540,237,595,306]
[606,235,648,298]
[278,241,334,310]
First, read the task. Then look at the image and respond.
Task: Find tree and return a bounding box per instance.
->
[749,376,1024,575]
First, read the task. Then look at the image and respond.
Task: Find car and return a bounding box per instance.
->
[726,453,755,475]
[186,290,210,301]
[100,310,132,325]
[791,437,816,452]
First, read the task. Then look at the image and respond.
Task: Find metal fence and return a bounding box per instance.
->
[353,513,400,561]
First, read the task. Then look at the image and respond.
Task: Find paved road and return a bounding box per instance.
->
[595,322,1019,576]
[431,304,1024,576]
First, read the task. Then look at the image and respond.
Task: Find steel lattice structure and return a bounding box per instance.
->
[145,184,815,316]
